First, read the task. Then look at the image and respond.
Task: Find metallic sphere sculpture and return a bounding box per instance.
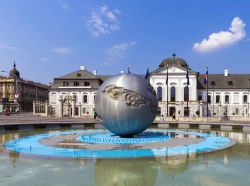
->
[95,73,158,137]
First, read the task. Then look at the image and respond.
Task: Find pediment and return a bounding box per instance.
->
[151,64,197,75]
[160,66,186,73]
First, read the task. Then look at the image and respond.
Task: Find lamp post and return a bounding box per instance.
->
[248,79,250,117]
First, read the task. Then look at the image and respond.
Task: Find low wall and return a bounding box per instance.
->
[155,116,221,123]
[228,116,250,122]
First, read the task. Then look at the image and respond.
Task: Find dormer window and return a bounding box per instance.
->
[74,81,79,86]
[77,73,81,77]
[63,81,69,86]
[84,81,90,86]
[228,81,233,86]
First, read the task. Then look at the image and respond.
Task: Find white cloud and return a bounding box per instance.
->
[52,47,72,55]
[0,42,16,50]
[86,5,121,37]
[105,41,136,65]
[58,0,70,11]
[61,4,69,10]
[193,17,246,53]
[39,57,50,62]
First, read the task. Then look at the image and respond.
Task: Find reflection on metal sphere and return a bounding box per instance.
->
[95,73,158,136]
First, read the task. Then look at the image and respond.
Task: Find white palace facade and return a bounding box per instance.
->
[47,54,250,119]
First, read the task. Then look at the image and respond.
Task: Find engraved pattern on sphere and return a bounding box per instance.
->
[103,85,156,110]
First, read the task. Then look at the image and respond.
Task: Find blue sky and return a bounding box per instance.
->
[0,0,250,84]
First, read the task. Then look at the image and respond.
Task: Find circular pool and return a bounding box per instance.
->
[1,128,250,186]
[3,129,233,158]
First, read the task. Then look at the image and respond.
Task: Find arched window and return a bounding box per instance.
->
[184,86,189,101]
[225,95,229,104]
[170,87,176,102]
[157,86,162,101]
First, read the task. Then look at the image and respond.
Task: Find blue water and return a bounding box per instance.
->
[0,128,250,186]
[3,129,232,158]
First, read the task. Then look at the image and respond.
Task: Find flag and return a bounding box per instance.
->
[145,68,149,80]
[204,66,208,84]
[166,65,168,85]
[186,68,190,85]
[128,67,131,74]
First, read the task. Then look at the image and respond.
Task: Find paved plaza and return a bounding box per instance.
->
[1,113,250,132]
[0,113,96,126]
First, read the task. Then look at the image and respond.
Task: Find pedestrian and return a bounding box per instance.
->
[160,114,164,122]
[15,107,19,115]
[93,109,97,119]
[6,107,10,116]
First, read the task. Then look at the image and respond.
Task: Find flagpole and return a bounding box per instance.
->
[206,66,209,117]
[186,65,189,117]
[166,64,169,117]
[187,85,189,117]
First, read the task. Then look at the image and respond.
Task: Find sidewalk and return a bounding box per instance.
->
[1,113,250,128]
[0,113,96,125]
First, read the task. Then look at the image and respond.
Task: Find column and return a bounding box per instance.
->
[199,102,203,118]
[219,104,221,119]
[72,97,76,117]
[176,103,179,120]
[45,101,48,116]
[58,97,63,117]
[33,101,35,114]
[78,105,82,117]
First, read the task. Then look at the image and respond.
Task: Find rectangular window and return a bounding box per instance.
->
[184,87,188,101]
[72,93,78,100]
[83,95,88,103]
[207,95,211,103]
[50,93,56,104]
[184,107,189,117]
[84,82,90,86]
[211,81,216,86]
[243,95,248,104]
[82,108,86,113]
[233,94,239,104]
[228,81,233,86]
[225,95,230,104]
[216,95,220,103]
[63,81,69,86]
[74,82,79,86]
[235,108,239,114]
[198,95,202,101]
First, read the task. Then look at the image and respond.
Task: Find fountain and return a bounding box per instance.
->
[3,73,234,158]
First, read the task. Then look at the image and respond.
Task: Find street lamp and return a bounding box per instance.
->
[248,79,250,117]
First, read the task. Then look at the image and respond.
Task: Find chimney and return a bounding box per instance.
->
[224,69,229,76]
[80,66,86,70]
[93,70,97,75]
